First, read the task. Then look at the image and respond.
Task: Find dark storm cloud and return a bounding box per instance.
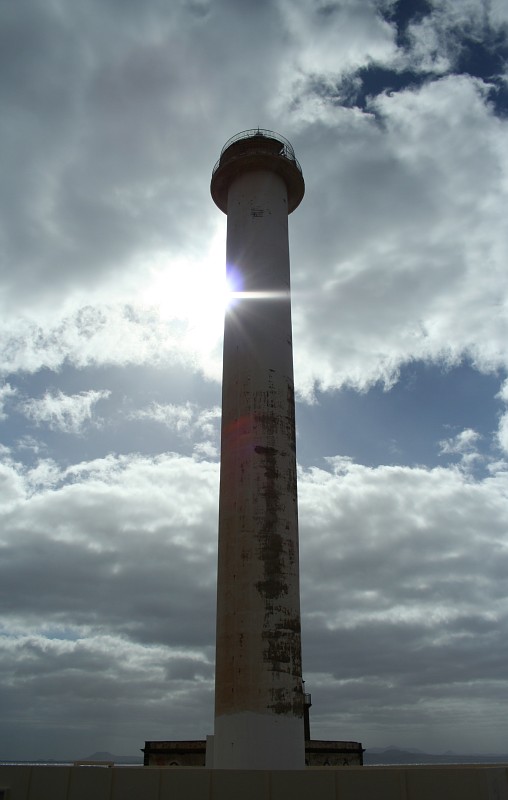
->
[1,448,507,755]
[297,458,508,750]
[0,630,215,759]
[0,453,218,644]
[0,452,219,757]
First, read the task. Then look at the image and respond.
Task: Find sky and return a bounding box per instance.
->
[1,0,508,761]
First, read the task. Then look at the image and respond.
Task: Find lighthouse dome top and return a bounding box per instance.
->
[211,128,305,214]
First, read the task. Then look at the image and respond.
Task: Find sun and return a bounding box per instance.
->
[139,225,289,357]
[140,226,229,348]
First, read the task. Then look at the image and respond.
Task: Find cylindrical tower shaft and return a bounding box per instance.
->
[211,131,305,770]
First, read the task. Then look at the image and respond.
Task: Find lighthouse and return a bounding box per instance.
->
[210,129,305,769]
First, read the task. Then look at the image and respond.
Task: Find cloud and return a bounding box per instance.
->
[439,428,480,453]
[132,402,196,433]
[0,0,289,316]
[131,401,221,457]
[0,300,224,384]
[298,456,508,751]
[0,451,219,658]
[20,389,111,434]
[439,428,482,471]
[291,74,508,395]
[0,628,214,759]
[274,0,397,109]
[0,382,16,419]
[404,0,508,75]
[1,0,508,761]
[131,401,220,436]
[0,0,506,401]
[0,450,219,757]
[496,379,508,455]
[1,448,507,755]
[3,70,507,400]
[497,414,508,456]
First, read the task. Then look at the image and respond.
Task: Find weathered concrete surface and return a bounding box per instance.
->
[214,712,304,770]
[212,155,304,768]
[1,765,507,800]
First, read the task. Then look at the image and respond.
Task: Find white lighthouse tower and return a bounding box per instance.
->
[210,129,305,769]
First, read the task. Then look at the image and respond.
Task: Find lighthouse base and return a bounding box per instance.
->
[213,711,305,770]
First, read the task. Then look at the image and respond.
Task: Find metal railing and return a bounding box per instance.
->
[212,128,302,177]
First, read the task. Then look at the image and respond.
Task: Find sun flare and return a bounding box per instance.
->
[140,227,228,347]
[140,226,291,356]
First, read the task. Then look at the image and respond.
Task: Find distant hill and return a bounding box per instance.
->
[5,747,506,768]
[364,746,508,766]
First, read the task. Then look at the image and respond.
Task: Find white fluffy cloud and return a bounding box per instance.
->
[132,402,220,437]
[20,389,111,434]
[496,380,508,455]
[0,382,16,420]
[290,74,508,395]
[131,401,221,457]
[274,0,397,107]
[405,0,508,75]
[497,415,508,455]
[439,428,483,471]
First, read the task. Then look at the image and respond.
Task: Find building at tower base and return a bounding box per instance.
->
[142,738,364,767]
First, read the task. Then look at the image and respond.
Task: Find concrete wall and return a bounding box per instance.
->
[1,765,507,800]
